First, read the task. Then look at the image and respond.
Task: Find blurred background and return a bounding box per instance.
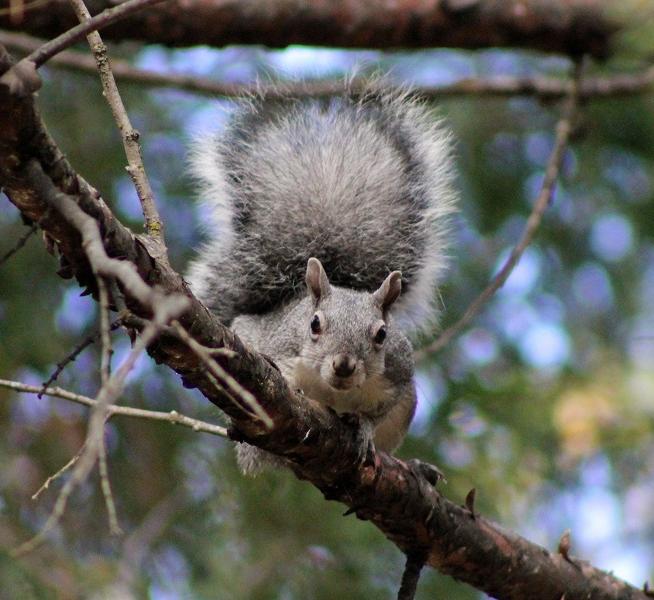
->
[1,41,654,599]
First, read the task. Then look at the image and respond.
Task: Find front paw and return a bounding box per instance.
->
[339,412,374,465]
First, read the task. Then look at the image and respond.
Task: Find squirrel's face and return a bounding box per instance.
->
[299,258,401,392]
[303,302,388,391]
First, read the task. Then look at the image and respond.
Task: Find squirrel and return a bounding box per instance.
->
[186,80,458,475]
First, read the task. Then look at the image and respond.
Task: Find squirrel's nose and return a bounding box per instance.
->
[332,353,356,378]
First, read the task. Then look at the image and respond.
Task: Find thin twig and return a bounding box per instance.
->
[97,277,113,384]
[66,0,166,246]
[95,276,121,534]
[0,222,37,267]
[171,320,273,429]
[10,307,184,557]
[2,0,169,72]
[31,443,85,501]
[0,378,228,437]
[98,435,122,535]
[421,68,654,99]
[39,319,122,396]
[9,164,188,557]
[415,60,585,360]
[11,440,90,557]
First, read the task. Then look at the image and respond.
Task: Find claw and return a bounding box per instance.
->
[407,459,446,486]
[339,412,374,466]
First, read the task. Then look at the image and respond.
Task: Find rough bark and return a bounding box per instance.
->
[0,46,648,599]
[1,0,618,58]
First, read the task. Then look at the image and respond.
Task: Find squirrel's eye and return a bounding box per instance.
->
[373,325,387,345]
[310,314,322,335]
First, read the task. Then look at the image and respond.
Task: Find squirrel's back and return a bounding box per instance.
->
[187,81,458,334]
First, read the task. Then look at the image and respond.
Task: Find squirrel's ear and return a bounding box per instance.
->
[306,257,331,302]
[373,271,402,312]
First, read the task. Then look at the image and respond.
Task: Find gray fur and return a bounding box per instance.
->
[186,79,458,475]
[187,81,458,334]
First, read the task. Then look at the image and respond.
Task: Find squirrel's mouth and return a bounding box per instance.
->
[329,378,356,391]
[326,371,366,391]
[315,360,366,391]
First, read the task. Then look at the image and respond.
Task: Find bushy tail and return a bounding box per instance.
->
[186,79,458,335]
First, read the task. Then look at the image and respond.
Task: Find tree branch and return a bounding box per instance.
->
[0,0,618,58]
[5,29,654,101]
[66,0,167,247]
[9,0,168,70]
[0,45,648,599]
[0,378,229,438]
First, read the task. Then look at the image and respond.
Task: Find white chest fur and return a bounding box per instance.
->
[289,360,393,419]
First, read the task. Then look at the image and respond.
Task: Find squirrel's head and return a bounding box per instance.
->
[299,257,401,392]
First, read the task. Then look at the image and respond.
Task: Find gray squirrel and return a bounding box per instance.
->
[186,80,458,474]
